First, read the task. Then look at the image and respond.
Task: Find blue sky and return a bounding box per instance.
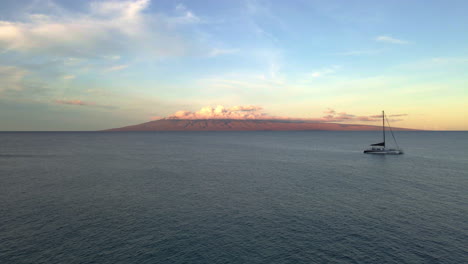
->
[0,0,467,130]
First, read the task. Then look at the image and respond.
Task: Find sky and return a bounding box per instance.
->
[0,0,467,131]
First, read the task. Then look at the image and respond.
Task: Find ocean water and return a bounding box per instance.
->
[0,131,467,264]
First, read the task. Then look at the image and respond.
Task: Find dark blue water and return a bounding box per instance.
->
[1,131,467,263]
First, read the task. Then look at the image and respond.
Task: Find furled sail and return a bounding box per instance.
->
[371,142,385,146]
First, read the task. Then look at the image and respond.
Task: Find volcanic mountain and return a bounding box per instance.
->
[104,119,414,131]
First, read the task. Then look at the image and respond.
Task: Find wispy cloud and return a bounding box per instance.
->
[103,55,121,60]
[397,56,468,71]
[316,108,407,122]
[105,64,129,72]
[0,65,28,93]
[63,75,75,80]
[86,89,110,96]
[333,50,381,56]
[54,99,89,106]
[375,35,409,44]
[430,57,468,64]
[229,105,263,111]
[209,48,239,57]
[0,65,51,98]
[389,114,408,117]
[54,99,116,109]
[311,65,340,78]
[90,0,150,21]
[199,71,285,95]
[173,4,202,24]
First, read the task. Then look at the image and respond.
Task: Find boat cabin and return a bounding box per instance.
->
[370,146,384,151]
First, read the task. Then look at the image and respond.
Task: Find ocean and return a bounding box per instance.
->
[0,131,467,263]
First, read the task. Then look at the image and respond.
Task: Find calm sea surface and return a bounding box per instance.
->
[0,131,467,263]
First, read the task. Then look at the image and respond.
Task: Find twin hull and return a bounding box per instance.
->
[363,149,404,155]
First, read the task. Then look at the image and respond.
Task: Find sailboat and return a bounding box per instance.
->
[364,111,404,155]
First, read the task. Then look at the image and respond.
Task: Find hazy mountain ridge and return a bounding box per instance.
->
[104,119,415,131]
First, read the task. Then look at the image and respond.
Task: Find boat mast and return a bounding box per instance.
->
[382,110,385,147]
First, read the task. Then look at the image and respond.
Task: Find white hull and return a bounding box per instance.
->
[364,149,403,155]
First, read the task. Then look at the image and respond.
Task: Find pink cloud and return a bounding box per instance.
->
[150,115,163,120]
[229,105,263,111]
[167,105,268,120]
[356,116,380,122]
[54,99,92,106]
[160,105,407,123]
[53,99,115,109]
[318,109,407,122]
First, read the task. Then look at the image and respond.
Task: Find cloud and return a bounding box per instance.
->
[86,89,110,96]
[151,115,163,120]
[320,109,407,122]
[104,55,121,60]
[0,65,51,98]
[209,48,239,57]
[162,105,407,123]
[173,4,201,24]
[167,105,268,119]
[229,105,263,111]
[63,75,75,80]
[389,114,408,117]
[244,0,285,41]
[105,64,129,72]
[54,99,91,106]
[311,65,340,78]
[54,99,116,109]
[0,0,194,58]
[324,108,336,115]
[370,113,408,118]
[430,57,468,64]
[333,50,382,56]
[375,35,409,44]
[0,65,28,92]
[0,1,146,56]
[399,56,468,71]
[320,110,357,122]
[91,0,150,22]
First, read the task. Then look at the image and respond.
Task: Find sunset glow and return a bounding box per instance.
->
[1,0,467,130]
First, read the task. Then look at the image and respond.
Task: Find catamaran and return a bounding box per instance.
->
[364,111,404,155]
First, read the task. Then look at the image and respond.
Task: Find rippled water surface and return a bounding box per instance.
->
[1,131,467,263]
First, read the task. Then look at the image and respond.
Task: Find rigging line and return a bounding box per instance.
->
[385,114,400,149]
